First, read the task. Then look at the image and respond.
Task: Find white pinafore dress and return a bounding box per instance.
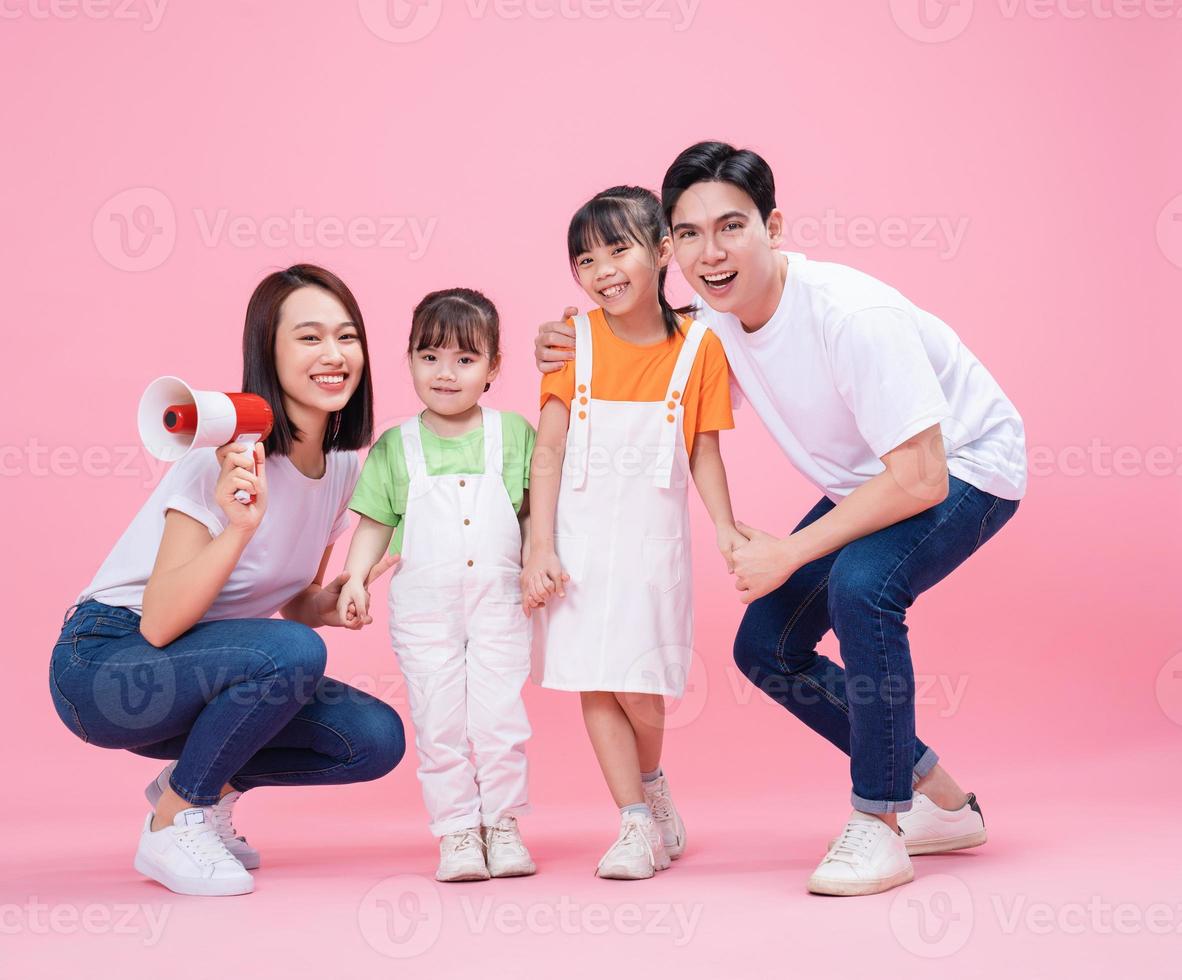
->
[532,314,708,697]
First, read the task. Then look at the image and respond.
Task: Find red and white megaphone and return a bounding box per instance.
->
[138,376,274,504]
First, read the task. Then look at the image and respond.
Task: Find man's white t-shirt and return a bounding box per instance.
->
[78,448,359,620]
[695,252,1027,502]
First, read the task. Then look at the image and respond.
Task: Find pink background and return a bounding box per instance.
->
[3,1,1179,976]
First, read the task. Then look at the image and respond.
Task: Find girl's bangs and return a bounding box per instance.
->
[568,198,647,261]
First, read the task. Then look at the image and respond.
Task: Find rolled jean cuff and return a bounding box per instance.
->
[912,747,939,784]
[851,791,914,815]
[168,774,222,808]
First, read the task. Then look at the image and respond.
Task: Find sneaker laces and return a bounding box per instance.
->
[486,820,525,853]
[175,820,238,867]
[210,793,246,843]
[825,820,881,866]
[610,817,656,864]
[646,786,673,822]
[445,829,485,856]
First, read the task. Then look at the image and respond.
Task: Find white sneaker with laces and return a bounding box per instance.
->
[808,811,914,897]
[595,811,671,880]
[643,773,686,860]
[145,762,260,870]
[436,828,490,882]
[482,815,537,878]
[134,807,254,897]
[898,791,987,854]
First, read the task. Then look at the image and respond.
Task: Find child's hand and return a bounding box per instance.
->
[520,548,570,617]
[335,576,372,630]
[716,522,750,574]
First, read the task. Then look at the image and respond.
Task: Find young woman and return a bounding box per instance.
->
[49,264,406,897]
[524,186,742,880]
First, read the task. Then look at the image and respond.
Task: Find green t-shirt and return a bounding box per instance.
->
[349,411,536,554]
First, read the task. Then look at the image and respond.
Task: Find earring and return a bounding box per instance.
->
[484,383,491,392]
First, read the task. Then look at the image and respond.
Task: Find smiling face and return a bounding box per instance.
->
[410,341,499,418]
[273,286,365,425]
[670,180,784,319]
[572,234,671,318]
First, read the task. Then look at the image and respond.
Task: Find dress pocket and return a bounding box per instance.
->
[554,534,588,582]
[642,535,684,594]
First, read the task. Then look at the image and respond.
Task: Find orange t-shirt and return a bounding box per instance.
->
[540,308,734,455]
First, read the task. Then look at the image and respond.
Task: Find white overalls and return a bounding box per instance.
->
[532,315,708,697]
[389,408,532,836]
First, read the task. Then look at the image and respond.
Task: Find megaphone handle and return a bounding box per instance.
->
[233,434,262,504]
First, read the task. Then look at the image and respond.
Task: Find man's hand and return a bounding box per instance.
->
[731,521,797,604]
[534,307,579,374]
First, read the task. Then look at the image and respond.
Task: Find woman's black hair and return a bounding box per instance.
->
[660,141,777,230]
[407,288,501,365]
[241,264,374,456]
[567,185,682,339]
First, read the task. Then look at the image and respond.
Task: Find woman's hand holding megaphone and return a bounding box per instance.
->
[215,440,268,532]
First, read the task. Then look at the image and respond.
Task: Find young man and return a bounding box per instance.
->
[534,142,1026,896]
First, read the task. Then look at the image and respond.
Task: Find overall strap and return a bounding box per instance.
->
[480,407,504,477]
[652,319,708,489]
[400,415,429,491]
[567,314,594,491]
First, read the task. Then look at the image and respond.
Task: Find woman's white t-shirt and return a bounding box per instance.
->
[78,448,360,620]
[695,252,1028,502]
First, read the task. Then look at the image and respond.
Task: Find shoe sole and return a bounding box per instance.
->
[904,828,987,855]
[826,827,987,856]
[134,854,254,897]
[807,864,915,897]
[596,865,656,880]
[489,864,537,878]
[436,870,491,882]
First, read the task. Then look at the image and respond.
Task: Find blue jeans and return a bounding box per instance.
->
[50,600,405,805]
[733,476,1018,814]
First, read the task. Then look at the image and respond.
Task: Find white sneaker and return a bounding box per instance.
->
[643,773,687,860]
[898,791,987,855]
[808,811,914,897]
[436,828,490,882]
[595,811,671,880]
[145,762,260,870]
[482,815,537,878]
[134,807,254,897]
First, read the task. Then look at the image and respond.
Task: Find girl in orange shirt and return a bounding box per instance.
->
[523,185,745,879]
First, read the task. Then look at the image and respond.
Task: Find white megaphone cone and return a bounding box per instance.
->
[138,376,274,503]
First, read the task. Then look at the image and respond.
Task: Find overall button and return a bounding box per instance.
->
[578,411,587,420]
[667,400,676,409]
[459,479,466,487]
[672,390,681,399]
[579,396,588,405]
[578,384,587,393]
[666,414,675,423]
[463,518,471,525]
[466,559,474,567]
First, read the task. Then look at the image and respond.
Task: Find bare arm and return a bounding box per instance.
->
[732,424,950,602]
[689,431,747,571]
[520,399,571,610]
[140,441,266,647]
[140,512,255,647]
